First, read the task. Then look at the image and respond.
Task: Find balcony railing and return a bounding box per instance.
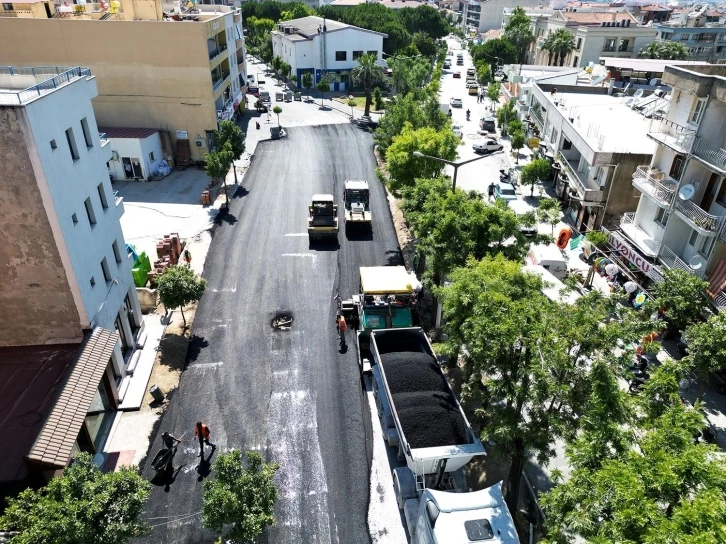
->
[559,155,604,202]
[530,106,544,129]
[213,72,230,92]
[659,245,698,275]
[674,198,726,234]
[98,132,109,146]
[648,118,695,154]
[693,137,726,172]
[631,166,676,207]
[619,212,663,257]
[208,43,227,61]
[113,191,123,206]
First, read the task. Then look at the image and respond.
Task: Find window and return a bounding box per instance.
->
[84,197,96,226]
[562,138,572,150]
[149,151,155,162]
[335,51,346,61]
[97,183,108,210]
[702,235,717,256]
[603,39,616,52]
[50,139,57,151]
[716,181,726,206]
[573,56,579,67]
[353,50,363,60]
[688,229,699,247]
[2,2,13,9]
[367,51,378,59]
[65,127,79,161]
[655,207,669,226]
[101,257,112,283]
[72,213,78,225]
[661,32,673,40]
[688,98,706,124]
[90,276,96,288]
[618,38,630,52]
[576,38,582,50]
[112,240,122,264]
[80,117,93,148]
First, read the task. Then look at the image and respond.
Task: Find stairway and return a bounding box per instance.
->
[175,138,192,170]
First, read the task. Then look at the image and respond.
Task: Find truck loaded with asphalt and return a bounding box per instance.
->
[369,327,518,542]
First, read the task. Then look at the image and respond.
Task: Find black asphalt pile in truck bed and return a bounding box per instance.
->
[381,352,469,448]
[374,329,428,355]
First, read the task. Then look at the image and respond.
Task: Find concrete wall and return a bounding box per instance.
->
[475,0,541,33]
[318,28,384,71]
[602,152,650,224]
[0,107,84,346]
[0,17,222,161]
[107,133,163,181]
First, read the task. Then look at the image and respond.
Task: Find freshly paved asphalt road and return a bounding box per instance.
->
[135,123,401,544]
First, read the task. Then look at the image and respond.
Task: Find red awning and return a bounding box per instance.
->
[707,259,726,300]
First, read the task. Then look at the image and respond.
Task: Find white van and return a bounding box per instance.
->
[508,200,537,236]
[523,264,581,305]
[526,243,567,280]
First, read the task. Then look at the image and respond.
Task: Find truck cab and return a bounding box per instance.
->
[343,180,371,228]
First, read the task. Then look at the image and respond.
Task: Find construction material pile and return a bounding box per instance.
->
[382,352,469,449]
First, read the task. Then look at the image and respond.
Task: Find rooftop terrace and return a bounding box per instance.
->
[0,66,91,106]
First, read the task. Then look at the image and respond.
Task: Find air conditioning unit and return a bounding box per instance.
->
[195,139,205,148]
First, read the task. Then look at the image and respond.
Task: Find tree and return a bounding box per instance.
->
[157,265,207,326]
[541,32,557,66]
[205,143,234,207]
[290,74,298,87]
[496,99,517,133]
[374,93,427,152]
[351,52,386,117]
[683,312,726,401]
[486,81,501,109]
[302,71,313,91]
[412,31,436,56]
[503,7,534,64]
[520,157,551,196]
[347,98,357,117]
[537,197,561,234]
[216,120,246,186]
[551,28,576,66]
[386,124,459,192]
[279,2,314,21]
[388,55,430,96]
[510,129,525,163]
[0,452,150,544]
[272,105,282,125]
[397,4,448,38]
[639,40,689,60]
[271,55,282,80]
[202,450,279,543]
[475,61,492,85]
[246,16,275,47]
[280,61,292,83]
[316,76,331,107]
[471,38,517,67]
[651,268,708,333]
[373,86,384,110]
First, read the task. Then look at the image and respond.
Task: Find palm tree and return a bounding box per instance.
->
[640,41,662,59]
[350,53,386,118]
[639,40,689,60]
[552,29,576,67]
[541,33,557,66]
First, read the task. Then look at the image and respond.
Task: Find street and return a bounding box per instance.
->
[135,124,401,543]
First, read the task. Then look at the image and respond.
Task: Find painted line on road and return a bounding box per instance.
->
[281,253,316,258]
[189,361,224,368]
[284,233,309,237]
[211,282,236,293]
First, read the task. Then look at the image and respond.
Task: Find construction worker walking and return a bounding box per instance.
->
[194,421,216,457]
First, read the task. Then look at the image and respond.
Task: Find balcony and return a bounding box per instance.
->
[631,166,676,207]
[620,213,663,257]
[212,72,230,92]
[648,118,695,155]
[98,132,110,147]
[674,198,726,235]
[113,191,124,215]
[559,156,605,203]
[659,245,698,275]
[209,43,228,62]
[530,106,544,129]
[692,137,726,173]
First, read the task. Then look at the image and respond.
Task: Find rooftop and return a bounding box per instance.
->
[600,57,711,72]
[539,88,657,155]
[638,4,673,11]
[378,0,426,8]
[561,11,638,25]
[100,127,159,139]
[0,66,92,106]
[275,16,351,37]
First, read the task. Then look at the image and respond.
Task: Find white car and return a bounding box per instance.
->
[452,124,463,139]
[450,97,463,108]
[472,139,504,154]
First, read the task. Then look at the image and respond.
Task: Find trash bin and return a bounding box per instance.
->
[149,385,165,403]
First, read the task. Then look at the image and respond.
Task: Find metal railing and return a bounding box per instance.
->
[559,155,604,202]
[213,72,230,92]
[113,191,123,206]
[619,212,664,257]
[659,245,696,274]
[648,118,695,153]
[208,43,227,61]
[0,66,92,104]
[714,291,726,310]
[530,106,544,128]
[631,165,676,206]
[98,132,109,146]
[693,137,726,171]
[674,198,726,233]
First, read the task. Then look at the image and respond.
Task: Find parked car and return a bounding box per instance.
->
[452,124,463,139]
[444,60,451,68]
[472,138,503,154]
[456,59,464,65]
[508,200,538,236]
[466,68,476,77]
[480,116,496,132]
[450,97,463,108]
[453,71,461,78]
[491,181,518,202]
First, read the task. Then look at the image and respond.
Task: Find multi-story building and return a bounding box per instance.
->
[528,82,656,230]
[271,16,385,91]
[609,64,726,308]
[0,0,247,163]
[463,0,543,34]
[0,67,141,484]
[527,11,657,68]
[654,21,726,64]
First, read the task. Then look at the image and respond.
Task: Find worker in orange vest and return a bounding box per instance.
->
[336,313,347,347]
[194,421,216,457]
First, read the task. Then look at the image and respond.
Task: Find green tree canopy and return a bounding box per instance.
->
[536,197,561,233]
[651,268,708,332]
[475,61,492,85]
[157,265,207,326]
[245,16,276,47]
[520,157,551,196]
[216,120,246,185]
[388,55,431,97]
[412,31,437,56]
[0,453,150,544]
[302,71,313,90]
[202,450,280,543]
[317,4,413,54]
[639,40,689,60]
[510,129,526,164]
[351,52,386,117]
[205,142,234,207]
[683,311,726,400]
[471,38,517,67]
[503,7,534,64]
[279,2,314,21]
[486,81,501,105]
[397,5,448,38]
[385,124,459,192]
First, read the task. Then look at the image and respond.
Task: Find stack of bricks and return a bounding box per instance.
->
[201,190,211,206]
[148,233,183,287]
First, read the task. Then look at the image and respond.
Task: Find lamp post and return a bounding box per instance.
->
[412,151,492,192]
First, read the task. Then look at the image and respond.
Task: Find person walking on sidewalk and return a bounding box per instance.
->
[194,421,216,456]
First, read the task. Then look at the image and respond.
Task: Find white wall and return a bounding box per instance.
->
[24,75,140,333]
[108,133,163,181]
[314,27,385,71]
[476,0,541,33]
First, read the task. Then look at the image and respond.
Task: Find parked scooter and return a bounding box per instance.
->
[629,372,650,394]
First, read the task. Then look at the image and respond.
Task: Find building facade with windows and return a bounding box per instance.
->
[0,0,247,163]
[654,23,726,64]
[463,0,543,34]
[609,64,726,308]
[271,16,386,91]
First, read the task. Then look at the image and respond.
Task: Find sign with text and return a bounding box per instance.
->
[608,232,652,274]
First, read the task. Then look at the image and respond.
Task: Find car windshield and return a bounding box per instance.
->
[500,187,516,196]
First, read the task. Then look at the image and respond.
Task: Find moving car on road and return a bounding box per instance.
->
[480,116,496,132]
[452,71,461,78]
[452,124,463,139]
[450,97,463,108]
[472,139,503,154]
[490,181,518,202]
[467,68,476,77]
[444,60,451,69]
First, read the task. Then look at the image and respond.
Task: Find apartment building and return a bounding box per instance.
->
[0,67,139,484]
[528,83,656,230]
[463,0,542,34]
[271,16,385,90]
[654,22,726,64]
[609,64,726,308]
[0,0,248,163]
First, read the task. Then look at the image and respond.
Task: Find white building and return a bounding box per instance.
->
[103,127,164,182]
[609,64,726,308]
[500,64,579,116]
[464,0,544,34]
[271,16,386,91]
[0,66,142,357]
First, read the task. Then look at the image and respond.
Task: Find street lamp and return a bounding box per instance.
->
[412,151,492,192]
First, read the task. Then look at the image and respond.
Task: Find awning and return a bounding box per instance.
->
[707,259,726,300]
[360,266,414,294]
[27,328,119,470]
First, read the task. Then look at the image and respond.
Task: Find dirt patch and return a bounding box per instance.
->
[140,303,197,412]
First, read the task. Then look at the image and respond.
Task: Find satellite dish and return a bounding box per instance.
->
[633,88,644,100]
[679,184,695,200]
[649,78,660,86]
[689,254,705,270]
[626,97,635,107]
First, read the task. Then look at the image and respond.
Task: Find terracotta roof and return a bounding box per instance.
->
[562,11,638,25]
[481,29,501,41]
[0,343,79,482]
[639,4,672,11]
[27,328,119,471]
[99,127,159,139]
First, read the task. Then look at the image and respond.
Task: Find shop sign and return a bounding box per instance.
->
[608,232,652,274]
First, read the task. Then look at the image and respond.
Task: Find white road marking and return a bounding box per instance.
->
[284,233,309,237]
[190,361,224,368]
[281,253,316,258]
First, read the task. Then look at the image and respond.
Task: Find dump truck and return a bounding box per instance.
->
[308,194,338,242]
[338,266,419,375]
[343,180,371,229]
[369,327,517,542]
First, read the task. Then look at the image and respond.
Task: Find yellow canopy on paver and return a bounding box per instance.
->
[360,266,414,295]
